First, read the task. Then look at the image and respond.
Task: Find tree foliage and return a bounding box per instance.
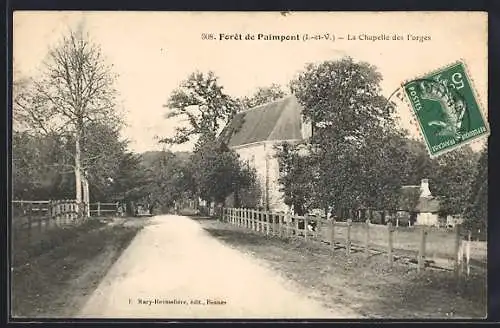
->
[275,142,316,215]
[282,57,404,213]
[12,131,63,199]
[430,146,480,215]
[463,147,487,232]
[161,71,239,145]
[12,123,134,202]
[15,27,121,138]
[190,141,256,204]
[13,24,121,205]
[238,83,286,110]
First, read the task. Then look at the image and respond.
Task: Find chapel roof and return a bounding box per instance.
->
[218,96,304,147]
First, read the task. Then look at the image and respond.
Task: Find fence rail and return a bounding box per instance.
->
[12,200,122,231]
[221,207,486,278]
[88,202,121,217]
[12,199,80,232]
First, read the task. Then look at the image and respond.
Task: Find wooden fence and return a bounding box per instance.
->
[89,202,121,217]
[12,200,123,231]
[221,208,485,278]
[12,200,80,231]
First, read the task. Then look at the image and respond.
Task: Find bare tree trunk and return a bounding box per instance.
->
[82,174,90,218]
[75,132,82,204]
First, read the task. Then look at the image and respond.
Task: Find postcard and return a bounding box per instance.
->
[11,11,488,320]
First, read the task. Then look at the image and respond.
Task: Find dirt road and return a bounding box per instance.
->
[78,215,358,319]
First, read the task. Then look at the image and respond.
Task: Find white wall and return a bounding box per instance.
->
[234,143,267,207]
[233,141,288,212]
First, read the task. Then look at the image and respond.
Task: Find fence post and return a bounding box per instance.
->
[262,211,265,233]
[466,230,471,277]
[280,214,284,237]
[316,216,322,240]
[454,224,463,279]
[265,211,269,235]
[276,214,281,237]
[304,215,309,241]
[418,226,427,273]
[293,216,298,238]
[256,211,260,233]
[47,200,52,228]
[250,209,254,230]
[57,200,61,225]
[330,218,336,251]
[96,202,100,217]
[255,210,259,232]
[260,211,264,233]
[365,219,371,254]
[38,207,43,231]
[273,213,281,236]
[346,219,352,256]
[387,222,394,266]
[279,214,284,238]
[52,201,57,225]
[26,203,32,242]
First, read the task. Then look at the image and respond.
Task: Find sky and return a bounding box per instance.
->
[13,11,488,153]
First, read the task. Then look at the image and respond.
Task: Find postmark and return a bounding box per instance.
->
[401,61,489,157]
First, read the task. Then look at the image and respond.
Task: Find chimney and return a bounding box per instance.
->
[420,178,432,198]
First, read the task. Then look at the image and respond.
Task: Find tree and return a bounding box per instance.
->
[400,138,436,185]
[81,122,128,199]
[13,24,121,214]
[463,147,487,235]
[190,141,256,205]
[239,83,287,110]
[12,123,131,202]
[359,129,411,211]
[161,71,239,145]
[430,146,478,216]
[275,142,316,215]
[288,57,404,215]
[12,131,61,199]
[290,57,391,143]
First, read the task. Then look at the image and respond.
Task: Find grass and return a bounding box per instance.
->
[11,217,143,318]
[194,216,487,319]
[317,223,487,265]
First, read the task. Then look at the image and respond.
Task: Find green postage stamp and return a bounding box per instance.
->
[403,61,489,157]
